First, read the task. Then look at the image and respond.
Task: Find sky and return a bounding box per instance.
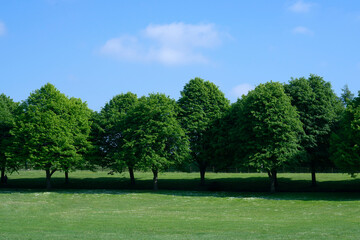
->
[1,0,360,111]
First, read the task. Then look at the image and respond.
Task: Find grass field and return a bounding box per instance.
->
[1,190,360,239]
[1,171,360,239]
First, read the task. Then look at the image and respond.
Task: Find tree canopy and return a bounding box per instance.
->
[0,94,19,184]
[331,93,360,175]
[233,81,304,192]
[177,77,230,185]
[122,93,190,190]
[340,84,354,107]
[9,83,92,189]
[284,74,342,186]
[92,92,139,184]
[0,76,357,192]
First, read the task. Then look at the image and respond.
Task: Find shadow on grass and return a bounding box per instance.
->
[1,175,359,196]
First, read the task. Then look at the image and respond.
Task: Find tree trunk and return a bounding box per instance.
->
[129,167,135,185]
[311,170,317,187]
[46,169,52,190]
[311,160,317,187]
[199,164,206,186]
[152,169,158,191]
[45,168,57,190]
[273,170,278,188]
[268,170,277,193]
[64,171,69,185]
[1,167,5,184]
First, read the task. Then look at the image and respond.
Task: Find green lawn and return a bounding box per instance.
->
[0,189,359,239]
[0,171,360,239]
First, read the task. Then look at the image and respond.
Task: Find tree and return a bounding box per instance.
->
[95,92,138,184]
[122,93,189,190]
[61,97,92,184]
[203,105,236,172]
[9,83,92,189]
[87,111,107,169]
[0,94,19,184]
[234,82,303,192]
[284,74,342,187]
[340,84,354,107]
[177,78,230,185]
[331,93,360,175]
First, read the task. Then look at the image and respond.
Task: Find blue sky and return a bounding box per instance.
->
[1,0,360,111]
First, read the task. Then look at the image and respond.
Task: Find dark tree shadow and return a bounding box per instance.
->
[1,174,359,201]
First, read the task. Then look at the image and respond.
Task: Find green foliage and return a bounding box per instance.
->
[8,83,92,180]
[340,84,354,107]
[204,105,236,171]
[177,77,230,180]
[331,93,360,176]
[234,81,303,172]
[284,75,343,175]
[86,111,106,168]
[0,94,19,176]
[62,97,93,171]
[122,93,189,173]
[92,92,138,172]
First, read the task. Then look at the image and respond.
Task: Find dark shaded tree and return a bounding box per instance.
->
[284,74,342,187]
[331,93,360,175]
[0,94,19,184]
[92,93,138,184]
[177,77,230,185]
[87,111,106,169]
[204,105,237,172]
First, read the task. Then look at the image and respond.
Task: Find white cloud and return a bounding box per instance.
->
[0,21,6,36]
[101,36,143,61]
[231,84,255,99]
[100,22,223,65]
[288,0,314,13]
[292,26,313,35]
[144,23,220,48]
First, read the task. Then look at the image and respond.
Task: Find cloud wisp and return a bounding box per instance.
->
[231,84,255,99]
[288,0,314,13]
[0,21,6,36]
[100,22,223,65]
[292,26,313,35]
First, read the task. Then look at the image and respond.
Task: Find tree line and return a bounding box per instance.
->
[0,75,359,192]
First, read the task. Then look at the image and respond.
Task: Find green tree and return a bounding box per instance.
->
[203,105,236,172]
[87,111,107,169]
[9,83,92,189]
[123,93,189,190]
[284,74,342,187]
[95,93,138,184]
[177,77,230,185]
[331,93,360,175]
[61,97,92,184]
[340,84,354,107]
[0,94,19,184]
[235,82,303,192]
